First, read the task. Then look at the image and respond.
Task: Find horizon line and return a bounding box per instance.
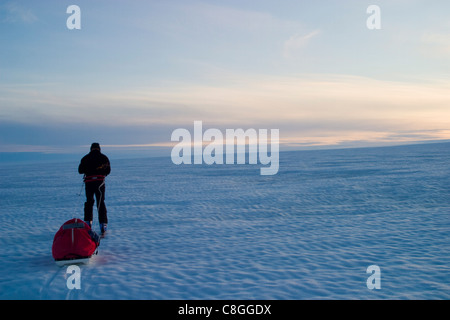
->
[1,138,450,155]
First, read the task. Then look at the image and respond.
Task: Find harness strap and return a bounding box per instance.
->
[84,175,105,183]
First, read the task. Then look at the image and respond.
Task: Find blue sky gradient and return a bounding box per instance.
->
[1,0,450,158]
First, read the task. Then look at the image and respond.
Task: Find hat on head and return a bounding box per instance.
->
[90,142,101,151]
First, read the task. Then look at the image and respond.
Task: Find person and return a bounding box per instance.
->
[78,142,111,234]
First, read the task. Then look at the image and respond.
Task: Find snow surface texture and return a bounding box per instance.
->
[0,143,449,299]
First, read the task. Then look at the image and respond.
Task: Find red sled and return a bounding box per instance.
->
[52,218,100,266]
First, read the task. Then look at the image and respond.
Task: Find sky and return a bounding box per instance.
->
[1,0,450,159]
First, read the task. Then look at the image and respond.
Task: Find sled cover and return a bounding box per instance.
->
[52,218,100,261]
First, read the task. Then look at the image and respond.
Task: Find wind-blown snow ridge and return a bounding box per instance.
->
[0,143,449,299]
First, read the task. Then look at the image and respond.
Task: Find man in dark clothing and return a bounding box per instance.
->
[78,143,111,234]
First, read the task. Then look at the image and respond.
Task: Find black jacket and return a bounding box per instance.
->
[78,150,111,177]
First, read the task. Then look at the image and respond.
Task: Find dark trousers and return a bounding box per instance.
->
[84,180,108,224]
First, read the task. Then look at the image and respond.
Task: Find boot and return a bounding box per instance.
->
[100,223,107,235]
